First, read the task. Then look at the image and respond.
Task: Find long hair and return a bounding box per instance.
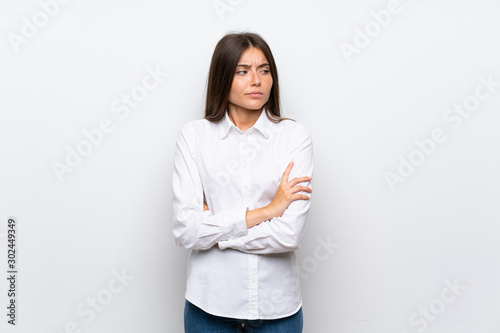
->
[204,32,291,123]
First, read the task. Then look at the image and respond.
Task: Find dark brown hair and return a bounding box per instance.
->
[204,32,291,123]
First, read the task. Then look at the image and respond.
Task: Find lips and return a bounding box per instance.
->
[246,91,263,97]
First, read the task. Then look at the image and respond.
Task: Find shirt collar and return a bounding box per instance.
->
[219,109,272,140]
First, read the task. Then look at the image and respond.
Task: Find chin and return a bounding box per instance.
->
[246,103,265,111]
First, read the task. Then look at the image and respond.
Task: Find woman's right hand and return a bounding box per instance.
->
[266,161,312,218]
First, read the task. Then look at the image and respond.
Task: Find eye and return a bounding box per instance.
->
[261,69,270,74]
[236,70,247,75]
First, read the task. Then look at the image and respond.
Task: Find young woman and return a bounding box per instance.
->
[172,32,313,332]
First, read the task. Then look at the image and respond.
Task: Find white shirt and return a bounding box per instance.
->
[172,109,313,320]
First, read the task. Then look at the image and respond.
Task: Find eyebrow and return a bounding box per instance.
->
[236,63,270,68]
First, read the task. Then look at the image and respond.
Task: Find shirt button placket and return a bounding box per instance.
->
[240,133,259,318]
[240,135,252,209]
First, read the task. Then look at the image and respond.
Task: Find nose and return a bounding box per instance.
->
[251,70,261,87]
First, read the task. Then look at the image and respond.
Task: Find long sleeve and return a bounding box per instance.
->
[172,122,248,250]
[218,124,313,254]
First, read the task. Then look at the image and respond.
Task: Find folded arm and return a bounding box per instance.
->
[172,123,249,250]
[218,124,313,254]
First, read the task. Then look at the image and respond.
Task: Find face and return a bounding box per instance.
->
[227,47,273,114]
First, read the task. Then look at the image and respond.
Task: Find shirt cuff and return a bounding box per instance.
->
[218,237,244,250]
[218,206,248,249]
[223,206,248,239]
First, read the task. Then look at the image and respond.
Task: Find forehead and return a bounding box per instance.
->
[238,47,269,64]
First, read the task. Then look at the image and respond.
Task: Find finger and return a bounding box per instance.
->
[292,193,311,201]
[288,176,312,187]
[290,186,312,194]
[280,161,294,184]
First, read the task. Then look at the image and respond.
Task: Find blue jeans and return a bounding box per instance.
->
[184,300,303,333]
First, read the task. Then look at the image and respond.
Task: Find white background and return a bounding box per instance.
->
[1,0,499,332]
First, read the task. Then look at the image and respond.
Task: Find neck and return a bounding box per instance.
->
[227,105,262,133]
